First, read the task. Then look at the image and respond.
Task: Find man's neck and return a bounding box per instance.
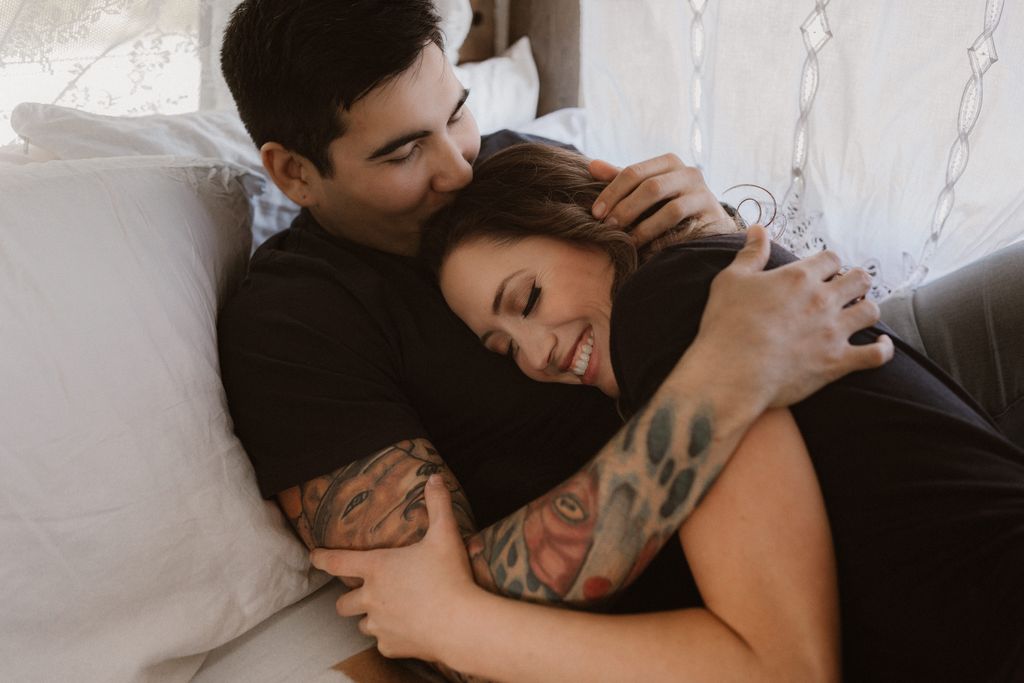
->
[309,208,420,257]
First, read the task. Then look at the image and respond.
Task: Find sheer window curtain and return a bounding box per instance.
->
[0,0,238,145]
[579,0,1023,293]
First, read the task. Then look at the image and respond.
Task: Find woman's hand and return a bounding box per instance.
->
[589,153,730,245]
[310,475,481,663]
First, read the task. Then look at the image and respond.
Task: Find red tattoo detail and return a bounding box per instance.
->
[583,576,613,601]
[523,470,599,595]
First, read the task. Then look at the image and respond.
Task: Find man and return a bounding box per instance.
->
[217,0,1022,677]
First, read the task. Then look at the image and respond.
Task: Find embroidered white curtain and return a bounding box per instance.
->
[5,1,1021,292]
[0,0,483,144]
[579,0,1023,293]
[0,0,238,145]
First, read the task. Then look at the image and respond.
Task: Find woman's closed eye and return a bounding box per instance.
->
[522,284,541,317]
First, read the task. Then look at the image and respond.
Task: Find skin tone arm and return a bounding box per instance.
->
[323,408,840,683]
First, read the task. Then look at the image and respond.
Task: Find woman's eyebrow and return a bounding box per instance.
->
[493,269,527,313]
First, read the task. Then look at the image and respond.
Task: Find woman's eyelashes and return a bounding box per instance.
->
[494,283,540,361]
[522,284,541,317]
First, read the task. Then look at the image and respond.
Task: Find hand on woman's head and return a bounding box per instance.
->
[587,153,731,247]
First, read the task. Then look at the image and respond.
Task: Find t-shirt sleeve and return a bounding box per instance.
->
[218,272,426,498]
[611,235,795,416]
[478,130,578,162]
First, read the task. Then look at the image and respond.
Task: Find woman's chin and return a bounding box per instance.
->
[587,367,619,398]
[598,376,620,399]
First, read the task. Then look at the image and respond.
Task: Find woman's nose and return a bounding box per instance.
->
[518,335,555,375]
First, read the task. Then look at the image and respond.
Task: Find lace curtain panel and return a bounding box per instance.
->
[0,0,238,145]
[580,0,1023,292]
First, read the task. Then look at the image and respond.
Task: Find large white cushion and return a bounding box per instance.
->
[456,36,540,135]
[11,104,296,247]
[0,156,326,682]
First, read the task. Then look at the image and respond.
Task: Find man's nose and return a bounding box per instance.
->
[431,136,474,194]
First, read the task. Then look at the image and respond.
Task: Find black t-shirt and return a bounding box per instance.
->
[217,133,621,527]
[609,234,1024,682]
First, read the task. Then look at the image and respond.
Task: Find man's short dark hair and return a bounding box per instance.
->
[221,0,444,176]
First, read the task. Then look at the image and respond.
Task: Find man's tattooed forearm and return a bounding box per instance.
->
[283,438,477,551]
[467,398,722,607]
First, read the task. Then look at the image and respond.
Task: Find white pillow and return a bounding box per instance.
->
[456,36,541,134]
[10,104,297,247]
[516,107,590,154]
[0,141,58,166]
[435,0,474,63]
[0,156,326,683]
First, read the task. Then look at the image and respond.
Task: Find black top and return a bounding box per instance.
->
[609,234,1024,682]
[217,132,621,527]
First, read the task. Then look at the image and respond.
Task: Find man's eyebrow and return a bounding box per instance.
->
[367,130,430,161]
[366,88,471,161]
[492,269,526,314]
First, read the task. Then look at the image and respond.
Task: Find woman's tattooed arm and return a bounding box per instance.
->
[466,397,724,605]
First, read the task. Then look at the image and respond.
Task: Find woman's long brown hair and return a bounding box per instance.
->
[420,143,714,293]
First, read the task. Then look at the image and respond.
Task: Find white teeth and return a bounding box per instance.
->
[571,332,596,377]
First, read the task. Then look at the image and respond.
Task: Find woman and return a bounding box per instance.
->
[327,144,1024,682]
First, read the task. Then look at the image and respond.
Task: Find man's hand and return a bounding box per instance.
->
[313,476,480,664]
[693,224,893,410]
[589,153,730,245]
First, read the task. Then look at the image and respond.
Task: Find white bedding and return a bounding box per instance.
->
[191,582,371,683]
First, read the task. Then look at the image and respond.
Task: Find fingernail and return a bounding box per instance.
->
[603,216,618,228]
[427,474,442,487]
[593,201,606,218]
[309,550,321,567]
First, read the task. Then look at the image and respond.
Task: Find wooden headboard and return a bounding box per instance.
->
[459,0,581,115]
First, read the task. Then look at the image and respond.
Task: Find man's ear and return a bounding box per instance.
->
[260,142,317,207]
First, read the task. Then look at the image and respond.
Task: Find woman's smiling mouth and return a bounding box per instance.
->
[562,326,595,378]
